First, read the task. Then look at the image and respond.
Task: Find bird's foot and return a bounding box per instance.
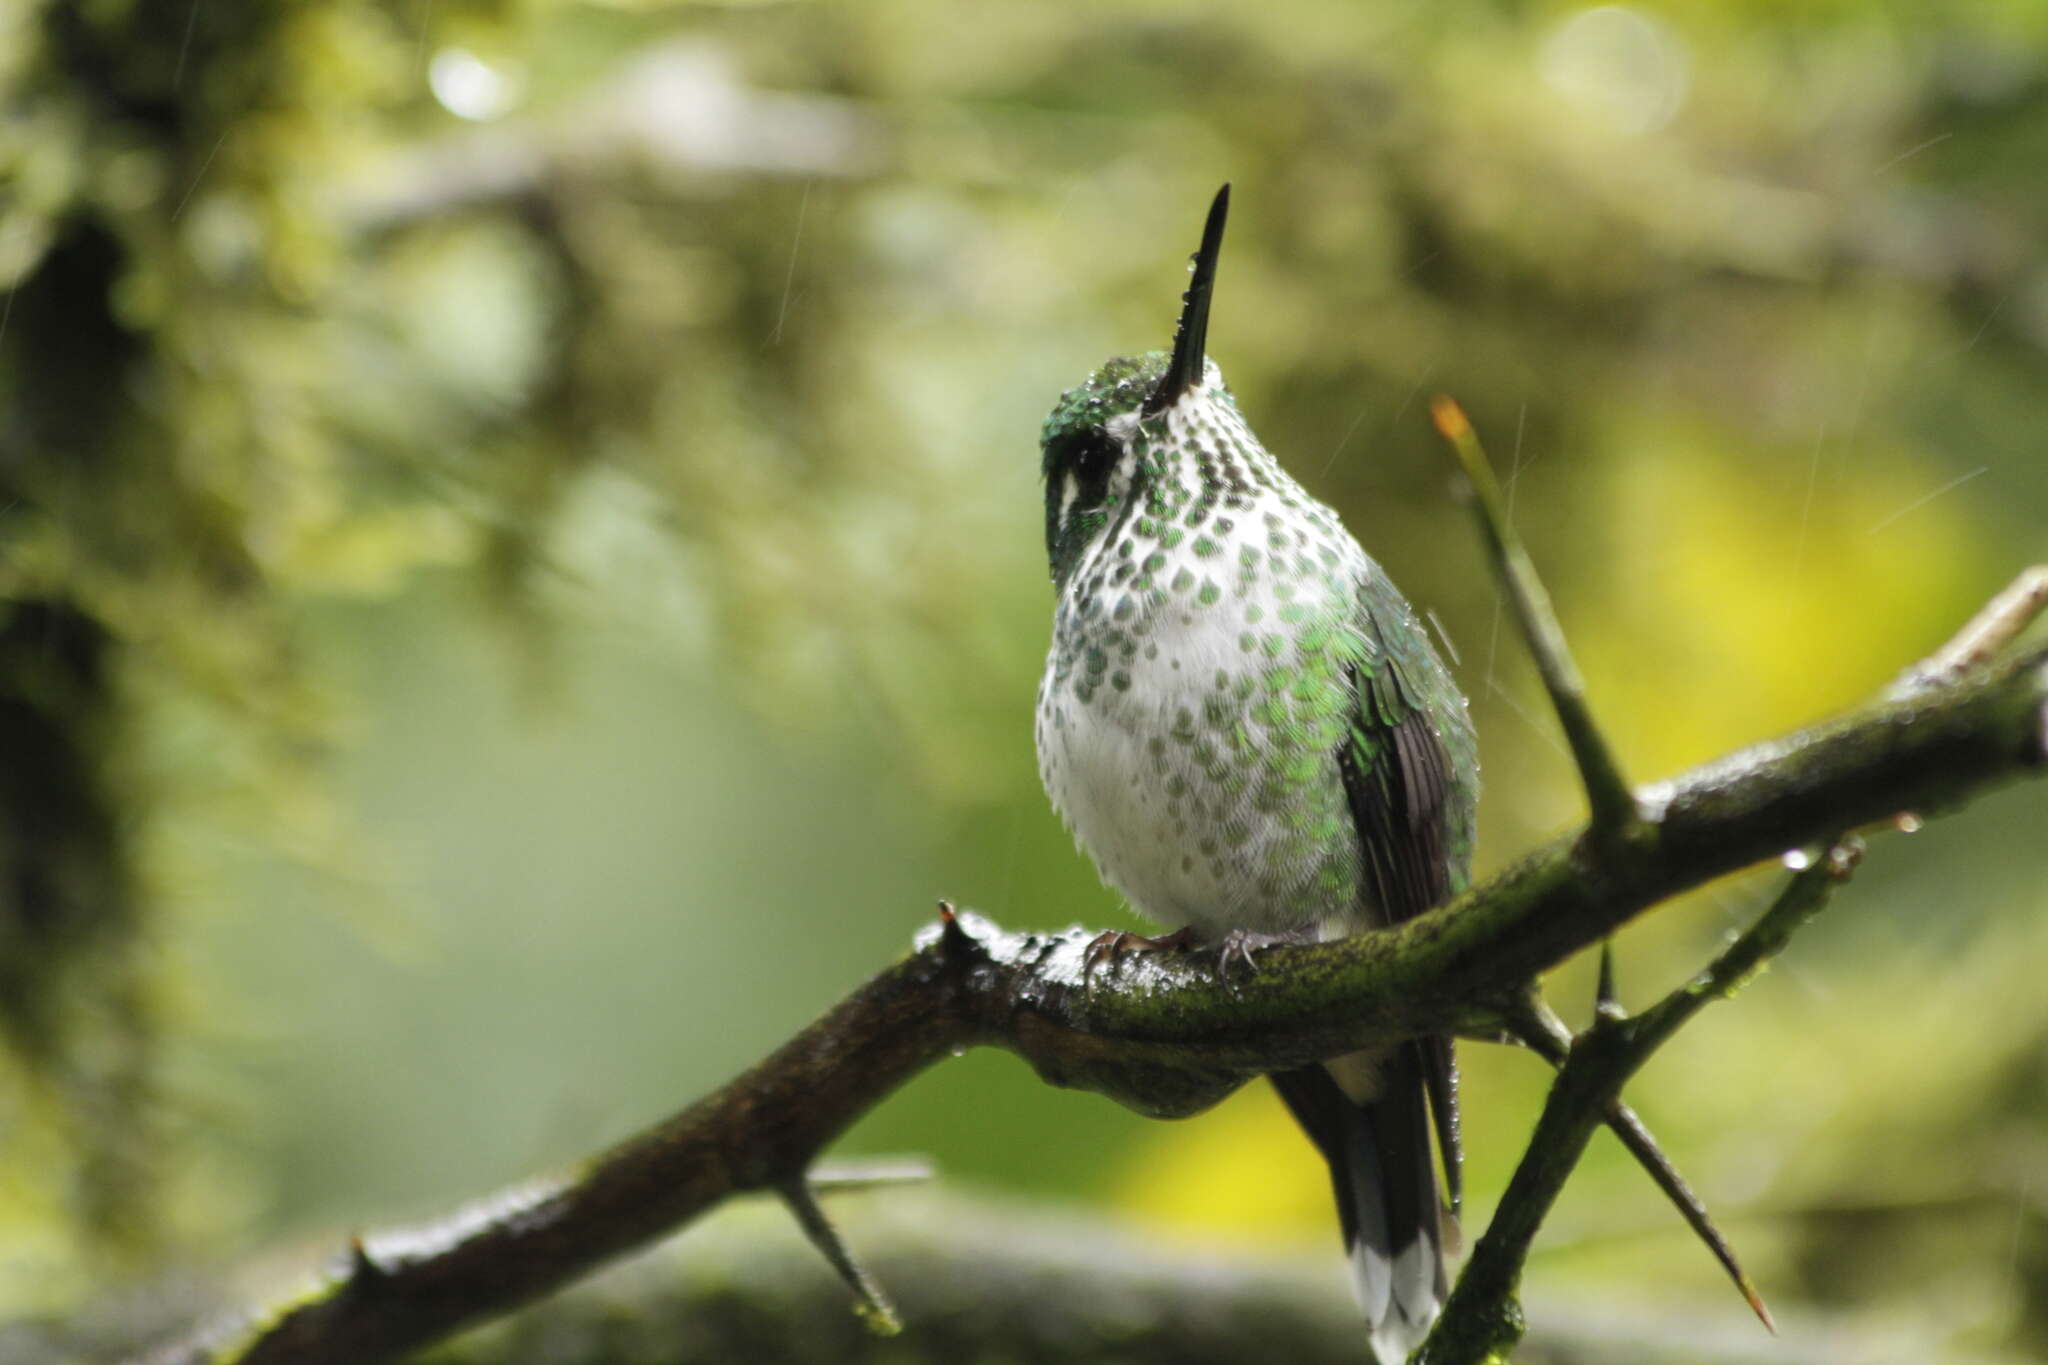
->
[1081,925,1202,980]
[1081,925,1288,984]
[1214,928,1288,982]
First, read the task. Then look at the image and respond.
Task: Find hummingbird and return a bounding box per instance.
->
[1034,184,1478,1361]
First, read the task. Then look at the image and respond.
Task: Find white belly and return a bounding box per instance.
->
[1035,571,1367,939]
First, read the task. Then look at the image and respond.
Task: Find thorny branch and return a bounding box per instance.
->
[138,388,2048,1364]
[132,575,2048,1364]
[1422,841,1860,1365]
[1506,998,1773,1333]
[1425,394,1751,1352]
[136,401,2048,1365]
[1406,398,2048,1364]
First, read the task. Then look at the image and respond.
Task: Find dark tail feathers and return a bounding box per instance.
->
[1272,1043,1450,1362]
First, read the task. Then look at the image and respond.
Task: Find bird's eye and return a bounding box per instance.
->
[1066,428,1118,481]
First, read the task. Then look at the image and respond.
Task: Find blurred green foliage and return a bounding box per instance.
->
[2,0,2047,1357]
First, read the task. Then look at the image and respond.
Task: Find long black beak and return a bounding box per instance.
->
[1144,183,1230,417]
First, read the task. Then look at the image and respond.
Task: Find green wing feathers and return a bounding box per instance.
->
[1338,567,1479,1216]
[1343,569,1478,922]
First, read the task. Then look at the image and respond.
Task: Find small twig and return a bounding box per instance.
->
[1631,837,1861,1049]
[1890,565,2048,700]
[1425,841,1857,1364]
[1429,565,2048,1358]
[1510,996,1772,1332]
[1429,396,1645,840]
[778,1176,902,1335]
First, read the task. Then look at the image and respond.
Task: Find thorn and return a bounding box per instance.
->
[1594,939,1622,1021]
[935,899,976,958]
[1744,1275,1780,1336]
[779,1176,902,1336]
[344,1233,383,1286]
[1604,1102,1776,1336]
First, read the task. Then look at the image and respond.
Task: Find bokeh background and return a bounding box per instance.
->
[4,1,2048,1360]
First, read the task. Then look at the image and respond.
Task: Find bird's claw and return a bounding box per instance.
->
[1081,925,1201,980]
[1079,930,1130,979]
[1215,928,1284,983]
[1080,925,1282,985]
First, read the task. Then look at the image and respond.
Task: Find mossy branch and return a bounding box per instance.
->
[131,580,2048,1364]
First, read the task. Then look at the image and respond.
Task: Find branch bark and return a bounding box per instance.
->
[134,616,2048,1365]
